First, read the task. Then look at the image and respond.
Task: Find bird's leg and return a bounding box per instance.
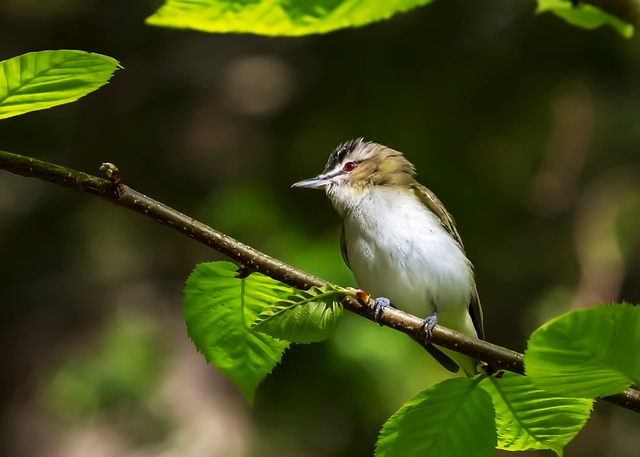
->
[373,297,391,323]
[421,313,438,339]
[346,288,394,323]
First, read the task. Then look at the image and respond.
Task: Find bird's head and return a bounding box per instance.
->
[292,139,415,199]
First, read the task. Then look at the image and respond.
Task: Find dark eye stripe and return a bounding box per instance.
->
[323,138,365,173]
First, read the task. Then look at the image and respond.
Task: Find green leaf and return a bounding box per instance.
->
[524,303,640,399]
[184,261,290,403]
[251,285,344,343]
[537,0,634,38]
[376,377,496,457]
[0,50,121,120]
[146,0,434,37]
[481,372,593,455]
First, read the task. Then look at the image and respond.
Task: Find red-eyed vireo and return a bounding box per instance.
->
[293,138,484,375]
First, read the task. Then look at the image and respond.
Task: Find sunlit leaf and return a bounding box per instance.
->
[537,0,634,38]
[481,372,593,455]
[251,285,344,343]
[0,50,121,120]
[146,0,434,36]
[525,303,640,399]
[376,377,496,457]
[184,261,290,403]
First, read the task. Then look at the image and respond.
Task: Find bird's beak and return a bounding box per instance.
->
[292,175,331,189]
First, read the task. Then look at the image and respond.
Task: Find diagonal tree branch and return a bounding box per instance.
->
[1,149,638,413]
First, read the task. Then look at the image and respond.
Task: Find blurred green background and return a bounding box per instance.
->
[1,1,640,456]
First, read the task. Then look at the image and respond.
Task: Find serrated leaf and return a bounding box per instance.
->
[146,0,434,37]
[251,285,344,343]
[480,372,593,456]
[537,0,634,38]
[525,303,640,399]
[376,377,496,457]
[0,50,121,119]
[184,261,290,403]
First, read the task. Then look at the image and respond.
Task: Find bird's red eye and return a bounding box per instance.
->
[343,161,356,172]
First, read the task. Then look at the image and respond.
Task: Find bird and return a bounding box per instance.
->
[292,138,484,375]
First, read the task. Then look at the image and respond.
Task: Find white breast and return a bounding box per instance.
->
[340,187,476,338]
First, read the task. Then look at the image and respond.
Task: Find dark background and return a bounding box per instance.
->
[1,1,639,456]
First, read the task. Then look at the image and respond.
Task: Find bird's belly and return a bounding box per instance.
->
[344,212,475,336]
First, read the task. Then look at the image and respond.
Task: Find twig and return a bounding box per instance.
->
[1,149,638,413]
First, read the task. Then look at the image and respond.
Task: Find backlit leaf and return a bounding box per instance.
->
[251,285,344,343]
[525,303,640,399]
[184,261,290,403]
[537,0,634,38]
[0,50,120,119]
[481,372,593,455]
[146,0,434,36]
[376,377,496,457]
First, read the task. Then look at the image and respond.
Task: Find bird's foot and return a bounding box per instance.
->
[374,297,392,323]
[346,289,393,324]
[421,313,438,340]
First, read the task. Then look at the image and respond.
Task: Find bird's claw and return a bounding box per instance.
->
[374,297,391,323]
[346,289,392,324]
[421,313,438,340]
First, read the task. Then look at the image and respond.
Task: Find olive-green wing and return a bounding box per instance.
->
[412,183,463,247]
[412,183,485,340]
[469,283,484,340]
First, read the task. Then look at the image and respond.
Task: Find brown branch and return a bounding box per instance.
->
[1,149,638,413]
